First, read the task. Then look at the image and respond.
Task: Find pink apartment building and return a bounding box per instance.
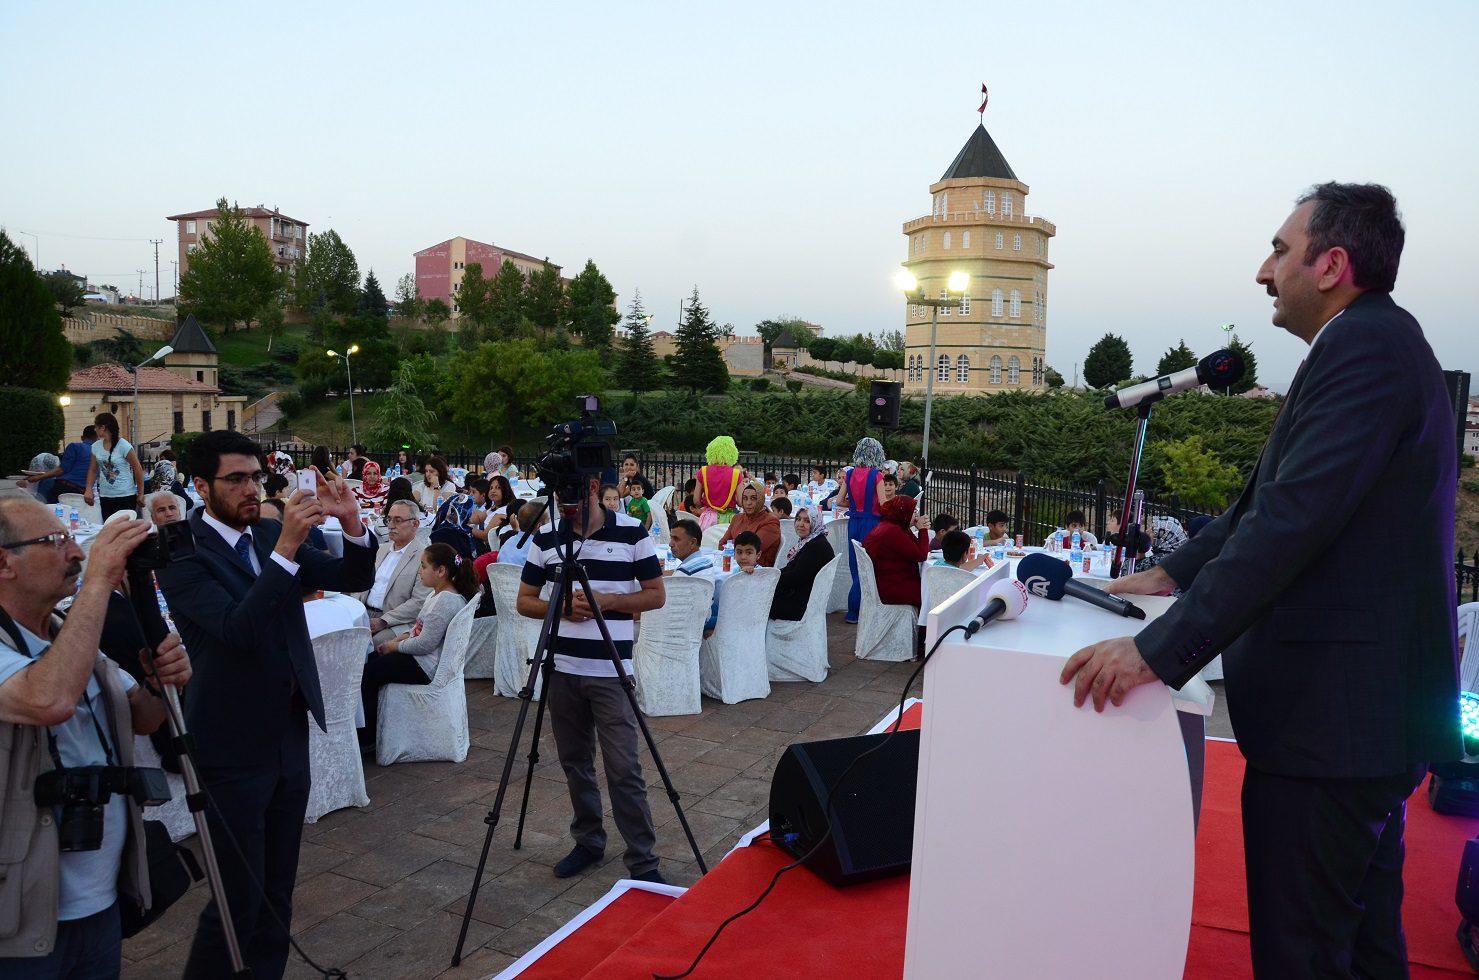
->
[413,236,558,316]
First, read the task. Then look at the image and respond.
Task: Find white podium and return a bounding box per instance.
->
[905,564,1212,979]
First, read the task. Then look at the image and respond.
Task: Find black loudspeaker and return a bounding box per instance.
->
[868,380,902,429]
[768,729,919,887]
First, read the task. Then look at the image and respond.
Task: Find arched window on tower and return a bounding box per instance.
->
[992,289,1004,316]
[1003,192,1014,218]
[940,289,951,315]
[1013,233,1022,251]
[961,231,970,248]
[943,231,951,250]
[960,292,970,315]
[1008,356,1021,384]
[956,354,970,384]
[906,355,915,382]
[995,232,1004,250]
[937,354,951,384]
[990,355,1003,384]
[1010,289,1021,317]
[984,189,996,214]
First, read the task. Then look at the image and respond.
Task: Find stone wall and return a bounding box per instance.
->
[64,313,176,346]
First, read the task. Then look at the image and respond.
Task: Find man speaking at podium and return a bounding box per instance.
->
[1061,182,1460,977]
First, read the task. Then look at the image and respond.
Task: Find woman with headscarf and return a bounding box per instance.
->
[353,460,388,509]
[769,506,835,621]
[863,495,931,608]
[833,437,888,623]
[896,461,923,499]
[695,435,745,531]
[267,449,297,478]
[716,479,782,566]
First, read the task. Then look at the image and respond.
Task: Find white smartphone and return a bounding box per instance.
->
[297,470,318,497]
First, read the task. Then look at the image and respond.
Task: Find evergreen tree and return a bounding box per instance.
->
[454,262,492,347]
[1155,340,1198,377]
[367,362,437,450]
[617,290,663,393]
[40,271,85,315]
[671,287,729,393]
[1044,365,1065,389]
[0,231,71,390]
[488,260,527,339]
[565,259,619,350]
[393,273,422,320]
[424,298,451,323]
[1225,335,1258,394]
[524,259,566,332]
[360,269,389,321]
[294,229,360,315]
[1083,333,1134,389]
[178,198,279,331]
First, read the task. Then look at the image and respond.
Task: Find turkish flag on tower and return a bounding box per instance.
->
[978,84,989,114]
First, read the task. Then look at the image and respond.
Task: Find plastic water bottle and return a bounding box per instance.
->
[993,541,1006,563]
[722,540,734,572]
[1052,530,1063,553]
[69,506,79,530]
[1070,529,1083,566]
[54,504,65,522]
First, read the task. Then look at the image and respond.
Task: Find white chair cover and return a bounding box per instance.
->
[851,541,916,662]
[650,485,676,513]
[375,598,473,765]
[924,565,978,615]
[702,524,726,551]
[488,564,543,699]
[343,479,363,491]
[57,492,102,526]
[765,555,841,683]
[134,736,194,842]
[826,516,852,613]
[650,492,672,546]
[775,519,797,570]
[307,625,372,820]
[699,567,780,704]
[633,575,712,715]
[464,611,499,680]
[1459,602,1479,693]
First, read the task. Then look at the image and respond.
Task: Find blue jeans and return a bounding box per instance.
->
[845,511,880,621]
[0,902,120,979]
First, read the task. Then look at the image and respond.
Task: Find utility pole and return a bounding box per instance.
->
[149,239,163,303]
[136,269,146,303]
[171,260,178,300]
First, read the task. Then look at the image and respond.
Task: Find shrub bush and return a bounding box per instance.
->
[748,378,771,392]
[168,431,204,472]
[0,387,64,476]
[277,392,304,418]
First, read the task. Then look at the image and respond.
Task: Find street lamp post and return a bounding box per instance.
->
[326,345,360,443]
[129,345,174,446]
[895,269,969,468]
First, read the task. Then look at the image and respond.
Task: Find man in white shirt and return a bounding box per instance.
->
[360,500,429,645]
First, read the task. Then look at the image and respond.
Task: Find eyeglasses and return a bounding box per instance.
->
[212,471,268,488]
[0,529,77,551]
[385,517,419,527]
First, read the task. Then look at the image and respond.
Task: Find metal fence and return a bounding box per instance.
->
[1459,550,1479,605]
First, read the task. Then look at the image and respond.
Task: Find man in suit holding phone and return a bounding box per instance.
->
[1060,182,1460,976]
[157,431,377,979]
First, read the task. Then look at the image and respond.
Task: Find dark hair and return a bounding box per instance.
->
[81,425,97,441]
[423,542,477,599]
[259,497,285,519]
[486,475,513,507]
[734,531,763,552]
[159,449,177,461]
[941,529,971,564]
[263,473,289,498]
[985,509,1008,525]
[467,476,490,498]
[670,520,699,544]
[770,496,792,516]
[812,465,826,478]
[424,455,450,487]
[311,446,331,472]
[1295,182,1404,293]
[396,448,412,466]
[351,443,366,456]
[188,430,263,482]
[622,453,640,468]
[881,473,898,486]
[93,412,120,446]
[783,473,800,488]
[764,472,777,482]
[600,483,620,506]
[384,476,417,517]
[1064,510,1087,527]
[931,512,959,533]
[498,444,514,460]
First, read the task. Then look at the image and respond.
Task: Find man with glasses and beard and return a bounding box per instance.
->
[155,431,377,979]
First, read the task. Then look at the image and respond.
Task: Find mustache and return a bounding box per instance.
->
[1266,286,1278,297]
[65,562,82,578]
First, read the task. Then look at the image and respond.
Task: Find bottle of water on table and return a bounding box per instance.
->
[1070,529,1083,566]
[69,506,79,530]
[722,540,734,572]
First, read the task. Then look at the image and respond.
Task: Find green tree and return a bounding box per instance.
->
[446,339,606,438]
[1158,436,1242,510]
[670,287,729,393]
[258,298,286,351]
[1226,335,1259,394]
[566,260,619,350]
[295,229,360,315]
[487,260,527,339]
[41,271,85,315]
[454,262,492,347]
[755,317,818,356]
[1155,340,1198,377]
[524,260,566,332]
[424,297,451,323]
[808,336,836,368]
[360,270,389,321]
[1044,365,1065,389]
[617,290,664,394]
[878,328,905,353]
[1083,333,1133,389]
[831,337,856,367]
[0,231,71,391]
[178,198,279,331]
[367,361,437,449]
[393,273,422,320]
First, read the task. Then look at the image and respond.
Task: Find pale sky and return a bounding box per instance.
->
[3,0,1476,390]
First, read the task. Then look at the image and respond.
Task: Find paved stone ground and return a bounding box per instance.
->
[121,614,1231,978]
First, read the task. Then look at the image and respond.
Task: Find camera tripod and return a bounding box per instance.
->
[451,489,709,967]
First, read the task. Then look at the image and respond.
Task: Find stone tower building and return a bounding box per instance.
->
[901,123,1055,394]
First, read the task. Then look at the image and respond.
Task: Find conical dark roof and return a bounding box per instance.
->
[940,124,1017,181]
[168,314,216,355]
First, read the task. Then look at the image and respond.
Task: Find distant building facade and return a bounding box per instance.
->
[900,122,1055,395]
[166,205,309,281]
[413,236,558,317]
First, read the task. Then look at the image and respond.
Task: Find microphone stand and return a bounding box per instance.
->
[1109,398,1159,579]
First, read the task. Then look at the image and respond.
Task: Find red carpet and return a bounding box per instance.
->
[513,706,1479,977]
[517,888,677,979]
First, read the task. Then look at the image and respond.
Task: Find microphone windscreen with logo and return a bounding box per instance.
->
[1016,553,1071,600]
[989,577,1030,620]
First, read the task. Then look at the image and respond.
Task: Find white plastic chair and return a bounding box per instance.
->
[488,564,543,699]
[700,567,780,704]
[1459,602,1479,693]
[826,516,852,613]
[851,542,916,662]
[774,519,797,571]
[464,610,499,680]
[633,574,712,715]
[702,523,726,551]
[307,626,372,820]
[57,492,102,526]
[375,597,473,765]
[765,555,841,683]
[650,485,676,513]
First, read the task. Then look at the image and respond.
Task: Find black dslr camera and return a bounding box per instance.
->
[34,765,172,852]
[125,519,195,572]
[536,395,617,504]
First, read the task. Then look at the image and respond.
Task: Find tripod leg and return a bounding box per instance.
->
[571,562,711,875]
[512,655,554,850]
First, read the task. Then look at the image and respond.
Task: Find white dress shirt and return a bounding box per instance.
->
[201,507,369,577]
[367,542,409,609]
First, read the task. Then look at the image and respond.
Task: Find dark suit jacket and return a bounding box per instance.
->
[1137,291,1460,778]
[770,536,835,621]
[156,510,378,768]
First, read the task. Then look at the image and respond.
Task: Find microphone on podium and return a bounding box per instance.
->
[1102,349,1245,410]
[1016,553,1146,620]
[963,578,1029,637]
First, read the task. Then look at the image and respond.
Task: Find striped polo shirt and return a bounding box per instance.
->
[520,508,662,677]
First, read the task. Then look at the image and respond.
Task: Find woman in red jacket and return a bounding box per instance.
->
[863,495,931,607]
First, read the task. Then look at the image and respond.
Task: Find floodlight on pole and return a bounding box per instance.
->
[129,345,175,445]
[327,346,360,442]
[58,395,71,407]
[947,270,971,293]
[896,267,970,469]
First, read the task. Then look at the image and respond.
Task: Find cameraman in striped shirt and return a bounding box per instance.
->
[516,475,668,883]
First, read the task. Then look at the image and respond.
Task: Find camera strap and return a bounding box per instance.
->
[0,603,120,770]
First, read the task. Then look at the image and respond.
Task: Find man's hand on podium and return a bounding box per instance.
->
[1061,637,1158,712]
[1104,565,1176,597]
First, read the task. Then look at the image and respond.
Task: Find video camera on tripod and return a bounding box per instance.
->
[534,395,617,504]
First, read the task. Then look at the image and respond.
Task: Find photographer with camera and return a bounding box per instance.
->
[0,498,192,973]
